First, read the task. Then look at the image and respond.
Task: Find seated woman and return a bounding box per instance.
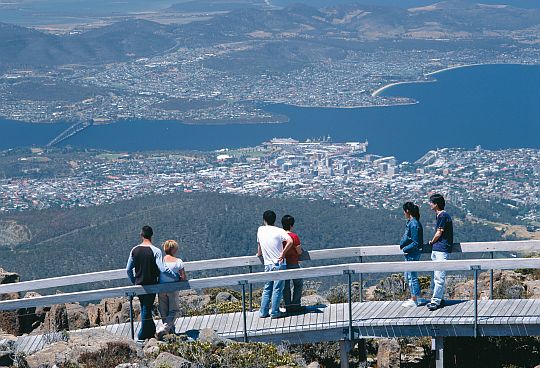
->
[157,240,186,338]
[400,202,424,307]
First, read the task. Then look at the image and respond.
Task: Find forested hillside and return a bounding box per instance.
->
[0,192,502,281]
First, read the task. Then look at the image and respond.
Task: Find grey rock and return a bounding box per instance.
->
[25,328,139,368]
[307,362,321,368]
[198,328,231,347]
[116,364,140,368]
[301,294,329,307]
[0,268,19,285]
[377,338,401,368]
[151,352,191,368]
[215,291,238,303]
[25,341,72,368]
[143,338,162,356]
[401,344,425,364]
[178,291,211,316]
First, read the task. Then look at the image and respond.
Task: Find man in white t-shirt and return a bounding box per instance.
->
[257,210,293,318]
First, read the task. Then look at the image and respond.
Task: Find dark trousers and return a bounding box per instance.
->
[138,293,156,340]
[283,263,303,312]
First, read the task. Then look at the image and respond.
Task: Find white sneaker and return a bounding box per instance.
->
[401,299,417,307]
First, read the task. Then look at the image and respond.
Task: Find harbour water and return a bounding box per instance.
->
[1,64,539,162]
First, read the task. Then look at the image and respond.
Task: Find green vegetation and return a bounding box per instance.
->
[159,340,300,368]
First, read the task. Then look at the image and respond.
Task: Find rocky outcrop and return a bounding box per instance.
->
[86,297,137,327]
[36,301,89,333]
[198,328,232,347]
[0,269,26,336]
[151,352,192,368]
[451,270,526,300]
[215,291,238,303]
[301,294,329,307]
[178,290,212,316]
[25,328,140,368]
[376,338,401,368]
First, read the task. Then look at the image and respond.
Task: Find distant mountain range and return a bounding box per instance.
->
[0,1,539,71]
[0,19,175,69]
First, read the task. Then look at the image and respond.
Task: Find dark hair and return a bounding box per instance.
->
[403,202,420,220]
[263,210,276,226]
[429,194,446,210]
[281,215,295,231]
[141,225,153,240]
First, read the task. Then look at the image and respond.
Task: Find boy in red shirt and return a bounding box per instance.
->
[281,215,304,313]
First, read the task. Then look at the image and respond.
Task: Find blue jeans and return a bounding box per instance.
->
[404,252,421,298]
[138,293,156,340]
[430,251,449,305]
[260,263,286,317]
[283,264,303,311]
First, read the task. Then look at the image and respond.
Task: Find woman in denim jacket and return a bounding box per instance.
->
[400,202,424,307]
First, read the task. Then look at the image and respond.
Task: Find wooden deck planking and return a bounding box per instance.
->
[12,300,540,354]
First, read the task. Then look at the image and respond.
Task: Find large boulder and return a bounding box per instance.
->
[25,328,140,368]
[0,268,19,285]
[301,294,329,307]
[377,338,401,368]
[0,269,28,336]
[86,297,140,327]
[23,292,46,331]
[524,280,540,299]
[178,290,211,316]
[198,328,231,347]
[40,303,69,332]
[215,291,238,303]
[151,352,191,368]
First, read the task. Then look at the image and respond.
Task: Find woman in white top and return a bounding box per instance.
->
[157,240,186,337]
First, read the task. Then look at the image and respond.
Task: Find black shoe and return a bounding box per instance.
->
[286,306,306,314]
[427,302,441,311]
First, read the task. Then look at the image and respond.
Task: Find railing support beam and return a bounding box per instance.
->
[339,340,351,368]
[490,252,494,300]
[432,336,444,368]
[127,292,136,340]
[248,266,253,312]
[471,265,481,338]
[344,269,355,342]
[239,280,249,342]
[357,256,363,303]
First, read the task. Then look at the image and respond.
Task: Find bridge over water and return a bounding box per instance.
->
[46,119,93,147]
[1,240,539,367]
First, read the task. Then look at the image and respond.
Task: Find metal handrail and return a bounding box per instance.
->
[1,255,539,342]
[1,240,538,295]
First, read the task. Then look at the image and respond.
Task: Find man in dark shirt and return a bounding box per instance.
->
[126,225,172,340]
[281,215,304,314]
[426,194,454,311]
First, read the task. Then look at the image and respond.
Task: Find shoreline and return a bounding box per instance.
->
[371,62,532,97]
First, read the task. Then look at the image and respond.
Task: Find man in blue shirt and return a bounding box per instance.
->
[426,194,453,311]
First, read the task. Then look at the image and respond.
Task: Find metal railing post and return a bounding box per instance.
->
[344,269,355,342]
[248,266,253,312]
[127,292,136,340]
[471,265,481,338]
[239,280,249,342]
[490,252,494,300]
[357,256,363,303]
